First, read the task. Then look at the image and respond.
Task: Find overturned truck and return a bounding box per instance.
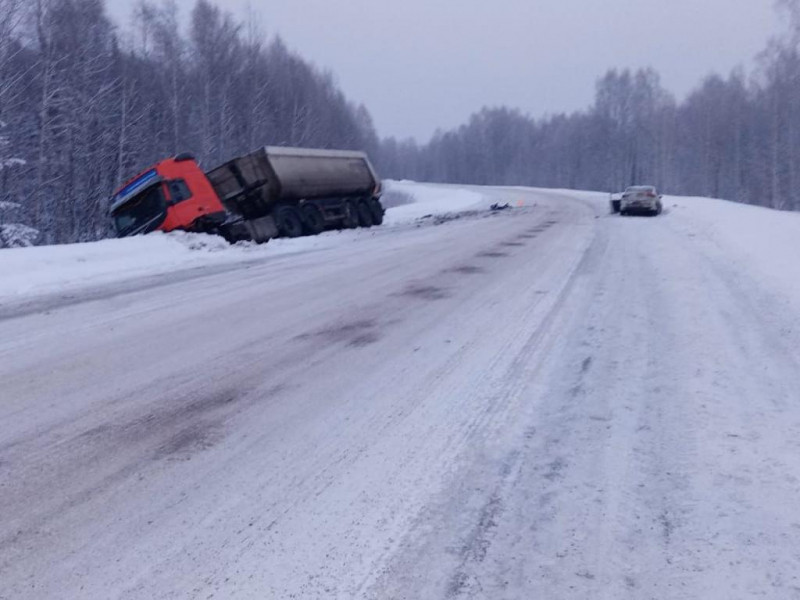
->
[110,146,384,243]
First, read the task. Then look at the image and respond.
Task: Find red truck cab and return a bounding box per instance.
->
[110,154,227,238]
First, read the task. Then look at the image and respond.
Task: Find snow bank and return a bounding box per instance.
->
[0,182,494,306]
[382,180,489,224]
[664,196,800,310]
[0,232,256,303]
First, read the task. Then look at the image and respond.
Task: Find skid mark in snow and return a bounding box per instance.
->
[475,251,509,259]
[444,452,527,599]
[0,380,291,559]
[446,493,506,598]
[444,265,486,276]
[154,420,222,461]
[398,284,451,301]
[364,205,598,599]
[297,318,384,348]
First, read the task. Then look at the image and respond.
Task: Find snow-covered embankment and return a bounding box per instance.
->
[0,181,490,307]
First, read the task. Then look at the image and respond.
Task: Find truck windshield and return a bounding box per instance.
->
[112,184,168,237]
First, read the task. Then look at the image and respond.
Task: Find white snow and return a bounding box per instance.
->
[0,181,497,305]
[381,180,488,224]
[0,157,25,169]
[0,231,243,302]
[548,189,800,311]
[0,222,39,248]
[3,182,800,315]
[4,184,800,598]
[664,195,800,313]
[0,200,21,210]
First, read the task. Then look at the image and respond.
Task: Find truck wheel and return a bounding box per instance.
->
[276,205,304,238]
[301,204,326,235]
[369,198,385,225]
[218,222,252,244]
[342,200,359,229]
[357,200,374,227]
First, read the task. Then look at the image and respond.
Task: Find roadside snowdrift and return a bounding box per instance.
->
[381,180,488,224]
[665,196,800,309]
[0,231,258,304]
[0,181,491,306]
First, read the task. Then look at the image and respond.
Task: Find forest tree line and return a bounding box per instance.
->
[0,0,798,246]
[0,0,380,245]
[381,1,800,211]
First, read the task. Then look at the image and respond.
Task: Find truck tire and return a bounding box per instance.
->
[342,200,359,229]
[301,203,325,235]
[275,205,304,238]
[218,222,252,244]
[369,198,385,225]
[357,200,374,227]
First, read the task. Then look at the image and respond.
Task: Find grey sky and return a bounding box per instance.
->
[106,0,781,142]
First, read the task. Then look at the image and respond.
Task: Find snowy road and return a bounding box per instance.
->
[2,187,800,599]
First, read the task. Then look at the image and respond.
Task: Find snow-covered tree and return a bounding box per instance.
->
[0,121,25,172]
[0,201,39,248]
[0,119,37,248]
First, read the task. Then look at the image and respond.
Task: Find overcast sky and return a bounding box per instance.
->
[106,0,781,142]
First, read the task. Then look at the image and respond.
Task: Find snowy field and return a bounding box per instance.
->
[2,183,800,599]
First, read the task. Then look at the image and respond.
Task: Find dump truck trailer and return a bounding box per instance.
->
[110,146,384,243]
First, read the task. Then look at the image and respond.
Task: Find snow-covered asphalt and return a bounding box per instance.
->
[2,187,800,599]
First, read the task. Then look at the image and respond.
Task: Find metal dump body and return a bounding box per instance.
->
[205,146,379,220]
[266,146,378,201]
